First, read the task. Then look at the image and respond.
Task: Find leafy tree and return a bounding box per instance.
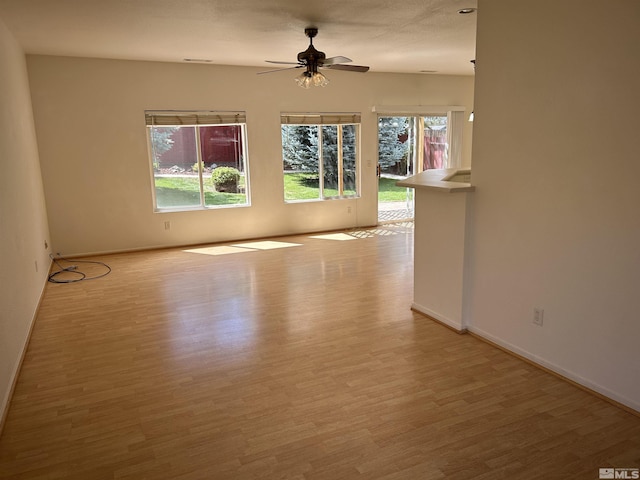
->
[151,127,178,156]
[424,115,447,128]
[150,126,178,170]
[378,117,409,171]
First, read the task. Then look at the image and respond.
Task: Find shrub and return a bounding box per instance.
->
[211,167,240,193]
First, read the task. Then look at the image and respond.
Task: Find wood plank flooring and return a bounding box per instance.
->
[1,223,639,479]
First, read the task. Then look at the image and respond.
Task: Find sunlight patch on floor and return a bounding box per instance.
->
[231,241,302,250]
[347,222,414,239]
[185,241,302,256]
[309,233,357,241]
[310,223,414,241]
[184,226,412,256]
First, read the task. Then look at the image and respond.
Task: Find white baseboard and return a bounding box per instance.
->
[411,303,465,333]
[467,325,640,415]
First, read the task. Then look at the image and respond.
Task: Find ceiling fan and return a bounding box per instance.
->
[259,27,370,88]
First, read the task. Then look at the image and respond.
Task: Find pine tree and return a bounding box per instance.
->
[282,124,358,191]
[378,117,409,171]
[282,125,317,171]
[342,125,357,192]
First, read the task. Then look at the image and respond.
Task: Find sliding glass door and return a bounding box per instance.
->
[377,113,455,223]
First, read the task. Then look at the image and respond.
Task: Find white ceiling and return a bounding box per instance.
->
[0,0,477,75]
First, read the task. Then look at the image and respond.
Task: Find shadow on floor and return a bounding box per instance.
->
[378,201,414,223]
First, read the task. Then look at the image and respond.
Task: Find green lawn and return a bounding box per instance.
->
[154,176,246,208]
[155,173,409,206]
[283,173,407,201]
[378,176,409,202]
[283,173,338,200]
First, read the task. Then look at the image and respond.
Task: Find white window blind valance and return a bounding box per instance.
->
[372,105,465,115]
[145,111,246,126]
[281,113,361,125]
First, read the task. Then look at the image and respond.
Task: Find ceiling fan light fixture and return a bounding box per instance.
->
[295,71,312,88]
[312,71,329,87]
[295,71,328,89]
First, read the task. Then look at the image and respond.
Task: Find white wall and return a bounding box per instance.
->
[0,20,51,424]
[469,0,640,410]
[413,190,471,332]
[26,55,474,255]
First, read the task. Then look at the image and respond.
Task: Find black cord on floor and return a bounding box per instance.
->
[48,254,112,284]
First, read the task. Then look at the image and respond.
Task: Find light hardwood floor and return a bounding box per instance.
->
[1,223,639,479]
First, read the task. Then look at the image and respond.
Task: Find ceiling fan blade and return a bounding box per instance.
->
[258,65,304,75]
[321,56,352,66]
[324,64,370,73]
[265,60,302,65]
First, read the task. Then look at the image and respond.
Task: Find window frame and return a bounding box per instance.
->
[145,110,250,212]
[373,105,465,169]
[281,112,361,203]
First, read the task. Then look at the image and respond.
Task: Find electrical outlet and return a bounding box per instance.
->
[44,240,48,249]
[164,221,171,230]
[533,307,544,326]
[347,206,352,214]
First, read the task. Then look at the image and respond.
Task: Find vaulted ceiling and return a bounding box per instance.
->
[0,0,477,75]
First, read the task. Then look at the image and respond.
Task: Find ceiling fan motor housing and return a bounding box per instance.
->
[298,27,326,73]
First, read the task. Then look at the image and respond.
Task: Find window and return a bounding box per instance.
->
[281,113,360,202]
[146,111,249,211]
